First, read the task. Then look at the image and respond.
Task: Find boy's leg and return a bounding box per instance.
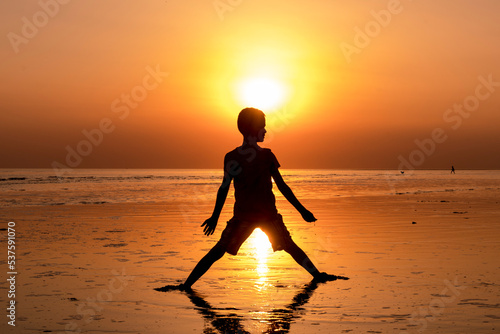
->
[284,241,344,281]
[263,215,324,279]
[284,240,322,278]
[182,218,253,289]
[183,244,225,288]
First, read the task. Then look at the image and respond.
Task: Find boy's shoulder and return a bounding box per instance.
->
[224,146,274,159]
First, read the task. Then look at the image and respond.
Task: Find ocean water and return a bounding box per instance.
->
[2,169,500,333]
[1,168,499,208]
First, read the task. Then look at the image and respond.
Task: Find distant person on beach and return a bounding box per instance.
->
[163,108,340,291]
[451,165,455,174]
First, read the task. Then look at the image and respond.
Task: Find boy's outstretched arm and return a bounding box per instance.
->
[201,173,232,236]
[272,169,317,222]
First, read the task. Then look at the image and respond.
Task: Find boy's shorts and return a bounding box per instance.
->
[216,214,294,256]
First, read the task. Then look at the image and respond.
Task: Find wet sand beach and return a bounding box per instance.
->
[1,170,499,333]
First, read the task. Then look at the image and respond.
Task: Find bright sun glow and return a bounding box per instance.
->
[249,228,272,281]
[250,228,273,258]
[237,77,288,111]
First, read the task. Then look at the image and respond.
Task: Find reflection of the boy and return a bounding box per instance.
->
[181,276,348,334]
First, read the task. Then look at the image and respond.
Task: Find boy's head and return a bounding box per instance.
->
[237,108,266,140]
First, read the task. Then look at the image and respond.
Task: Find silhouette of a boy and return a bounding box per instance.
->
[180,108,336,290]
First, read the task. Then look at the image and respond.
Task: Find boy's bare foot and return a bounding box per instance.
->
[179,284,193,292]
[313,272,349,282]
[154,284,192,292]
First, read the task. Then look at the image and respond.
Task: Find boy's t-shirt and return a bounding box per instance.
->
[224,146,280,221]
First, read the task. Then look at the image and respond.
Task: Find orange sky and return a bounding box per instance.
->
[1,0,500,170]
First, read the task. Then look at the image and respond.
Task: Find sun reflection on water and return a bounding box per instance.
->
[248,228,273,289]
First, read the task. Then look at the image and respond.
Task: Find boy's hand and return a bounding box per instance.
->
[201,216,218,236]
[300,209,317,223]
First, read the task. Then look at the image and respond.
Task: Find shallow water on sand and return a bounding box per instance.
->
[2,168,499,207]
[1,169,499,333]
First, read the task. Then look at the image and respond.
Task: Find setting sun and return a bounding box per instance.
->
[236,76,289,111]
